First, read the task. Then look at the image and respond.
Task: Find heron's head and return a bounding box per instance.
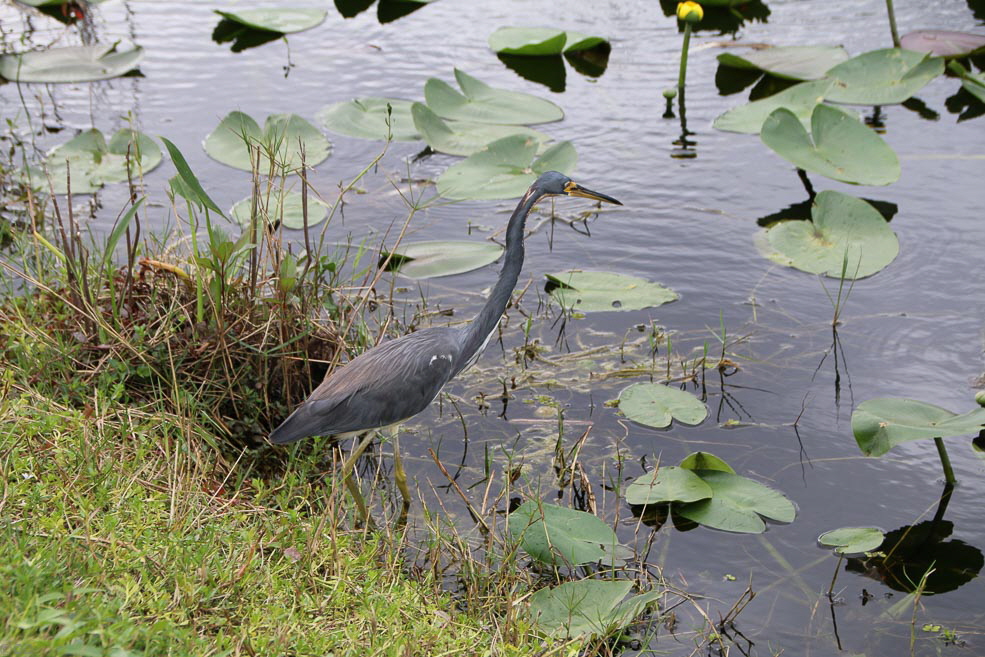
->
[533,171,622,205]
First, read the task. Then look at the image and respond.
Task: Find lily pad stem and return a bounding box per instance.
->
[885,0,900,48]
[933,437,955,485]
[677,22,692,93]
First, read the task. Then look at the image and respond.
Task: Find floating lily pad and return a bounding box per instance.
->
[0,42,143,83]
[546,270,678,313]
[410,103,546,156]
[214,8,327,33]
[761,105,900,186]
[949,60,985,105]
[819,527,886,555]
[508,501,624,567]
[624,466,713,506]
[676,470,796,534]
[899,31,985,58]
[761,191,899,279]
[230,190,328,229]
[618,383,707,429]
[824,48,944,105]
[528,580,660,640]
[488,27,608,55]
[435,134,575,200]
[316,98,420,141]
[679,451,735,473]
[424,69,563,125]
[381,240,503,278]
[27,128,161,195]
[852,398,985,457]
[717,45,850,81]
[713,79,836,134]
[204,111,331,172]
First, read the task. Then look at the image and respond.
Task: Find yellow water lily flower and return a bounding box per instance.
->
[676,1,704,23]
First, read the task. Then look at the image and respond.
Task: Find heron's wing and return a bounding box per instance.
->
[268,328,460,444]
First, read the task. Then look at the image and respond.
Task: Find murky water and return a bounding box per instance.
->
[3,0,984,654]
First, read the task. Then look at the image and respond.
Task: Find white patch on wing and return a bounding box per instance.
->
[429,353,453,367]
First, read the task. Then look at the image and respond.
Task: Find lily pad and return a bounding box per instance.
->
[435,134,575,200]
[508,501,624,567]
[679,451,735,473]
[948,61,985,105]
[717,45,850,81]
[410,102,546,156]
[824,48,944,105]
[899,31,985,58]
[713,79,836,134]
[0,42,143,83]
[761,191,899,279]
[618,383,707,429]
[424,69,563,125]
[488,27,608,55]
[204,111,331,172]
[624,466,713,506]
[230,190,328,229]
[761,105,900,185]
[528,580,660,640]
[676,470,796,534]
[27,128,161,195]
[819,527,885,555]
[546,270,678,313]
[381,240,503,279]
[852,398,985,457]
[214,8,327,33]
[316,98,420,141]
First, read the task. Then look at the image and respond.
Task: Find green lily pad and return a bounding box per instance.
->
[624,466,713,506]
[948,61,985,105]
[713,79,836,134]
[546,270,678,313]
[488,27,608,55]
[508,501,624,567]
[410,103,546,156]
[717,45,850,81]
[27,128,161,195]
[204,111,331,173]
[528,580,660,640]
[214,8,327,33]
[676,470,796,534]
[824,48,944,105]
[230,190,328,229]
[424,69,563,125]
[618,383,707,429]
[679,451,735,473]
[818,527,885,555]
[761,105,900,185]
[381,240,503,279]
[900,30,985,58]
[316,98,420,141]
[435,134,575,200]
[762,191,899,279]
[851,398,985,457]
[0,42,143,83]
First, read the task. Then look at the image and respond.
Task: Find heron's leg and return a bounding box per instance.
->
[340,431,377,525]
[390,428,411,513]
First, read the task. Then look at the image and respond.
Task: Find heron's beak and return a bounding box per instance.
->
[563,181,622,205]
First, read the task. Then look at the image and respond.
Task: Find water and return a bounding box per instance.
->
[3,0,984,654]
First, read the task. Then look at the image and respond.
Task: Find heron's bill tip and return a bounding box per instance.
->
[564,181,622,205]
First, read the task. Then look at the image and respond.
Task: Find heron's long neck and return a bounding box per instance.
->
[455,188,545,373]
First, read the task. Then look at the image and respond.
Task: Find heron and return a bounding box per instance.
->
[269,170,621,520]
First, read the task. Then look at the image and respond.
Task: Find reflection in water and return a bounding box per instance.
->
[211,19,283,53]
[658,0,771,36]
[335,0,434,24]
[496,43,611,92]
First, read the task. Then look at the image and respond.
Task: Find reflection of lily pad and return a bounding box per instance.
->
[27,129,161,195]
[316,98,419,141]
[618,383,707,429]
[410,103,546,156]
[761,105,899,185]
[676,470,796,534]
[436,134,575,200]
[949,60,985,105]
[900,31,985,58]
[488,27,608,55]
[0,43,143,83]
[382,240,503,279]
[204,111,331,172]
[713,79,836,134]
[717,45,849,81]
[819,527,885,555]
[230,190,328,229]
[546,270,678,313]
[528,580,660,640]
[424,69,563,124]
[625,466,713,506]
[852,398,985,457]
[214,8,327,33]
[824,48,944,105]
[761,191,899,279]
[508,501,624,567]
